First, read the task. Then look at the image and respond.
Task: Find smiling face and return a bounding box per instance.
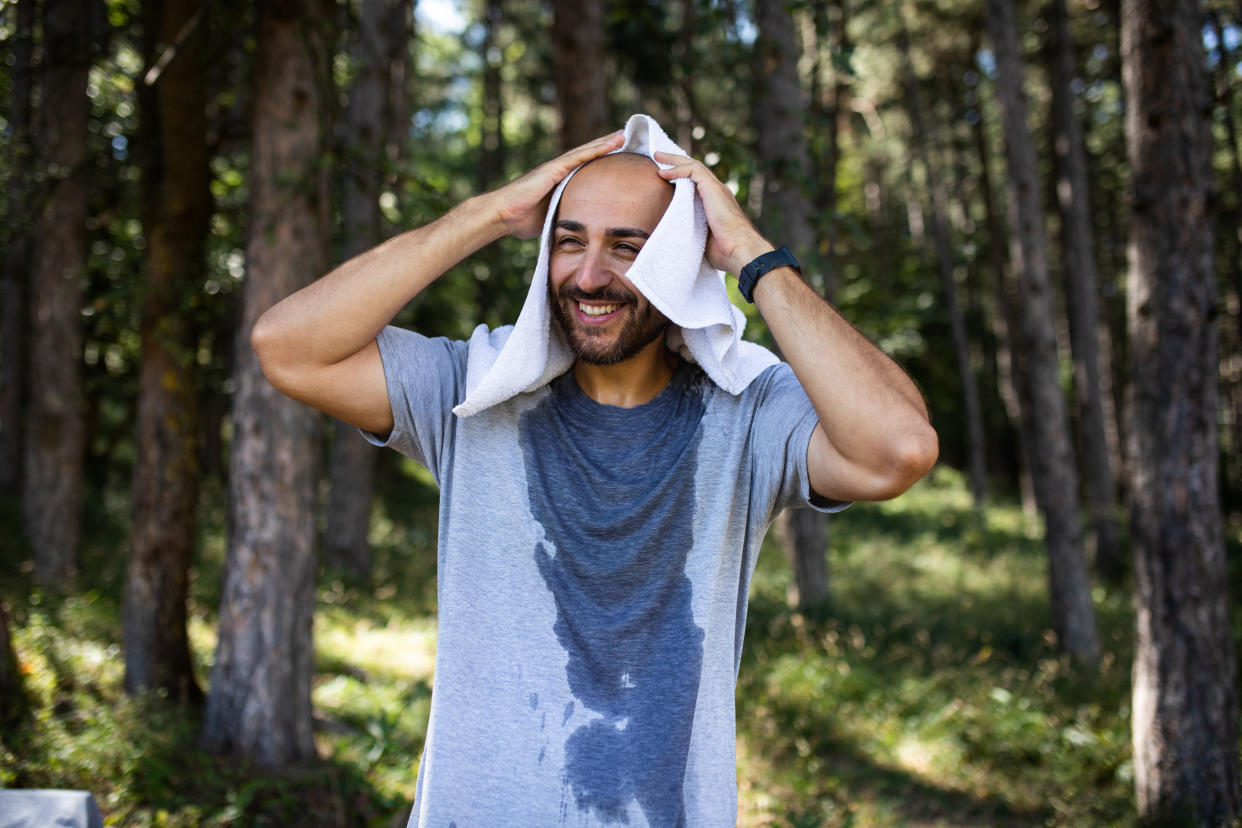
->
[548,153,676,366]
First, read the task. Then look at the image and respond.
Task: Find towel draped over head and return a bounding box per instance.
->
[451,113,779,418]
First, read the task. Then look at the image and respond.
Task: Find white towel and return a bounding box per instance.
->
[452,113,778,418]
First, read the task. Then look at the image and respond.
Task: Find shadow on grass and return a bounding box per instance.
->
[743,716,1054,827]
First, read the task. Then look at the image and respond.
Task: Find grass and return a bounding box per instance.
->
[736,468,1138,826]
[1,464,1236,826]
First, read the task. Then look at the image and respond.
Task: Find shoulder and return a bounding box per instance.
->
[378,325,473,354]
[701,361,798,406]
[376,326,471,375]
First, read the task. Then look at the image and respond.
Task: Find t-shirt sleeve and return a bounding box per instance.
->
[359,325,467,483]
[747,363,851,521]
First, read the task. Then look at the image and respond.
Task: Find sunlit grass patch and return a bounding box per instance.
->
[312,595,437,807]
[316,605,437,684]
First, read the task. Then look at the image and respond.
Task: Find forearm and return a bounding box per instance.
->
[755,267,928,418]
[252,194,504,371]
[751,263,937,497]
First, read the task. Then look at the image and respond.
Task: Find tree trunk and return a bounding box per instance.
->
[1121,0,1241,820]
[1081,0,1129,506]
[324,421,376,577]
[985,0,1099,665]
[25,0,93,584]
[477,0,505,192]
[899,18,987,507]
[754,0,830,609]
[774,508,828,608]
[472,0,506,325]
[123,0,210,704]
[202,2,327,767]
[971,85,1037,514]
[812,0,849,302]
[551,0,610,149]
[1047,0,1122,579]
[324,0,400,579]
[0,0,36,496]
[382,0,412,176]
[670,0,698,148]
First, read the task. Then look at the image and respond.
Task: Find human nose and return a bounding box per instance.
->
[574,246,613,293]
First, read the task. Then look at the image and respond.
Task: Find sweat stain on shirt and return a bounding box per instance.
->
[520,364,707,827]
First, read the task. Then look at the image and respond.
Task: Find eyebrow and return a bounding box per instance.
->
[554,219,651,240]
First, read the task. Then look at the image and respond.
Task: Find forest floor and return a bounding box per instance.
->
[2,464,1238,827]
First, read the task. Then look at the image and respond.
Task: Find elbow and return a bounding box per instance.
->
[875,422,939,500]
[249,309,296,394]
[905,422,940,479]
[249,310,274,363]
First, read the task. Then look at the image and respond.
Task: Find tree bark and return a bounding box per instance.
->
[324,0,402,578]
[202,1,327,767]
[382,0,412,174]
[754,0,830,609]
[1121,0,1241,820]
[0,0,36,496]
[811,0,849,302]
[985,0,1099,665]
[25,0,93,584]
[971,85,1037,514]
[899,18,987,507]
[472,0,506,325]
[551,0,610,150]
[1047,0,1122,579]
[123,0,210,704]
[477,0,505,192]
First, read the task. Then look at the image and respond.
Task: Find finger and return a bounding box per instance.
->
[535,131,625,183]
[563,130,626,163]
[653,153,706,181]
[653,150,690,164]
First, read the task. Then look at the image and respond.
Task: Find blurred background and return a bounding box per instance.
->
[1,0,1240,824]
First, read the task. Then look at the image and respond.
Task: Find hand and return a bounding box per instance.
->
[653,151,773,273]
[486,131,627,240]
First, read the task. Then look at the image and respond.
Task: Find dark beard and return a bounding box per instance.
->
[549,283,671,366]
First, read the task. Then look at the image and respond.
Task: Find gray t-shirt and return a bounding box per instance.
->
[366,325,842,828]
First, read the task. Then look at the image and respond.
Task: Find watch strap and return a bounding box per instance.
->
[737,245,800,303]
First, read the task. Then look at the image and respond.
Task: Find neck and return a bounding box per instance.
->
[572,337,678,408]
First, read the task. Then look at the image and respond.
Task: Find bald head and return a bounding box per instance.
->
[560,152,674,221]
[578,150,664,175]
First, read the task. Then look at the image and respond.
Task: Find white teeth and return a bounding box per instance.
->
[579,302,620,317]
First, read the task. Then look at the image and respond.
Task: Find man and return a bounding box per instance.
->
[252,126,937,826]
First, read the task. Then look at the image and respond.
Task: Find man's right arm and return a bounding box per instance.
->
[250,130,626,436]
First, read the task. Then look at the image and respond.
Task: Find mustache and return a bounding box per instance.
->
[555,284,637,305]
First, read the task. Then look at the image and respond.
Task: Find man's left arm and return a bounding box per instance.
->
[656,152,939,503]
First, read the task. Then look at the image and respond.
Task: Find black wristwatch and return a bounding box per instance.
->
[737,246,800,303]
